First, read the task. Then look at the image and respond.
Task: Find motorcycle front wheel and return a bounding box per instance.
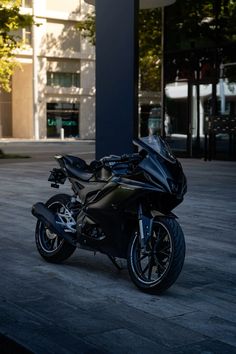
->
[35,194,77,263]
[127,217,185,294]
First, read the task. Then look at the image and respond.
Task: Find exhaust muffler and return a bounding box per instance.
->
[31,202,77,246]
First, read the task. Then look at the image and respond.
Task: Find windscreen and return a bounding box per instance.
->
[135,135,176,163]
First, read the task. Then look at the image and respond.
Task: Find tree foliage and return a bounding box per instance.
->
[165,0,236,83]
[77,9,162,92]
[0,0,33,92]
[77,11,96,46]
[139,9,162,91]
[166,0,236,51]
[77,1,236,90]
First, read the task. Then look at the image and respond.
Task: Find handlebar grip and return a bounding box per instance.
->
[101,153,141,166]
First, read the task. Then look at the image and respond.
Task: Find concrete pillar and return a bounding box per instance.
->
[85,0,176,158]
[95,0,139,158]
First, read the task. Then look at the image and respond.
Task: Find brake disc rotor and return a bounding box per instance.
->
[45,228,57,240]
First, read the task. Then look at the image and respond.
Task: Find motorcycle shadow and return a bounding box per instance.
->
[63,249,128,279]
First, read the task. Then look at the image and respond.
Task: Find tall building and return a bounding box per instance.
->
[0,0,95,140]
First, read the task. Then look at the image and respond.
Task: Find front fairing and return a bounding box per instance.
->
[134,136,187,198]
[134,135,176,163]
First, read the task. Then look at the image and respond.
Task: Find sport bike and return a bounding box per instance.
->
[32,136,187,294]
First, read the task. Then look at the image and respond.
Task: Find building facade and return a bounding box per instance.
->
[0,0,95,140]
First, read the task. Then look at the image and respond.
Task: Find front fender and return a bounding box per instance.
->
[151,210,178,219]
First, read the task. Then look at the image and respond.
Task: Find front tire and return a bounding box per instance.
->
[35,194,76,263]
[127,218,185,294]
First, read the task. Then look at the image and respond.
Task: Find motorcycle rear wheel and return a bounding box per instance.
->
[35,194,76,263]
[127,217,185,294]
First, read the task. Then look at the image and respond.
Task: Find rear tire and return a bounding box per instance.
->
[35,194,76,263]
[127,217,185,294]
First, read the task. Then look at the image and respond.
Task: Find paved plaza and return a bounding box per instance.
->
[0,141,236,353]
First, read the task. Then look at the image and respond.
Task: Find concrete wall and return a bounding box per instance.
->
[12,64,33,138]
[0,91,12,137]
[46,0,81,13]
[0,0,95,139]
[79,58,95,138]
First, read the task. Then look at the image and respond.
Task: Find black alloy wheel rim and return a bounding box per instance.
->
[38,201,64,253]
[131,222,173,285]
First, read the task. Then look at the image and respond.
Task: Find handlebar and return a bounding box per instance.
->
[89,153,142,172]
[101,153,140,165]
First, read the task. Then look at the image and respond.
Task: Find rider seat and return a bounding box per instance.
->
[63,155,94,181]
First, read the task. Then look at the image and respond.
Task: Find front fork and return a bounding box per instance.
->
[138,204,153,251]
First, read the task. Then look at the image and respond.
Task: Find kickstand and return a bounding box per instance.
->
[107,255,123,271]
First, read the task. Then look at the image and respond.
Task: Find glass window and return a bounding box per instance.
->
[24,26,32,45]
[47,102,80,138]
[11,27,32,46]
[60,73,73,88]
[47,72,80,88]
[73,73,80,88]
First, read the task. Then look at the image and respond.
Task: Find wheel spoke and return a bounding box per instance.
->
[154,228,167,248]
[51,238,56,250]
[157,244,170,256]
[159,232,168,243]
[140,260,150,276]
[45,237,52,249]
[158,250,169,257]
[156,259,166,272]
[147,258,154,280]
[137,253,149,262]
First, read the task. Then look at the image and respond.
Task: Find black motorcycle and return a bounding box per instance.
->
[32,136,187,294]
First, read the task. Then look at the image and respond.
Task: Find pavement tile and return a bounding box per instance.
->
[173,339,236,354]
[0,145,236,353]
[88,302,207,348]
[84,328,170,354]
[0,302,103,354]
[169,311,236,347]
